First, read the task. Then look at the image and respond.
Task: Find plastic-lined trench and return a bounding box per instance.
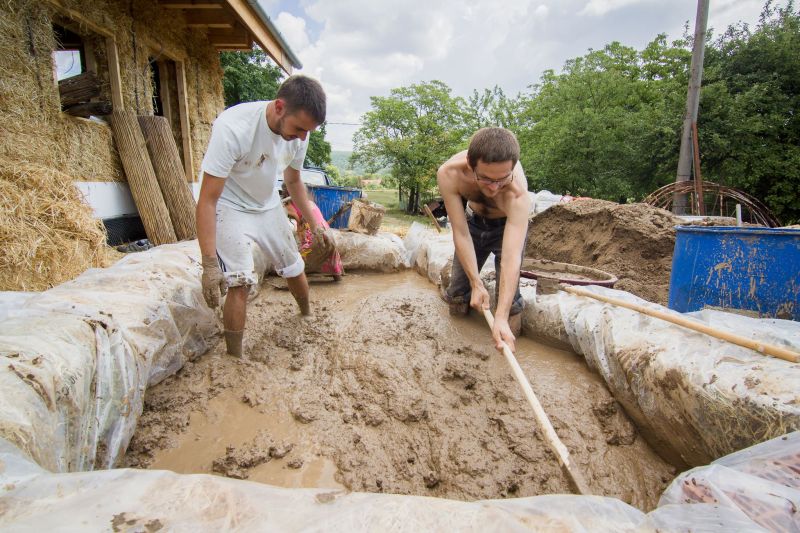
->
[123,270,677,511]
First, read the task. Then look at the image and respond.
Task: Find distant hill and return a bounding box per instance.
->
[330,150,390,176]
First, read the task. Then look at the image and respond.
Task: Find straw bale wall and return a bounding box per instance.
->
[0,0,225,290]
[0,0,224,182]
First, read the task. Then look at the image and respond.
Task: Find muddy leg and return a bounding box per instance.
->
[286,272,311,316]
[223,285,248,357]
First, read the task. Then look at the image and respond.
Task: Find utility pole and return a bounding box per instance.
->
[674,0,710,214]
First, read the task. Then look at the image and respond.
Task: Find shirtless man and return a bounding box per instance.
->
[437,128,531,352]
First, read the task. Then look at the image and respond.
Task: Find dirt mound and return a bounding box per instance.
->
[124,272,676,510]
[526,200,679,305]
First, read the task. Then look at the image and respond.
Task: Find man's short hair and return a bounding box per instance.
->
[276,75,326,124]
[467,127,520,169]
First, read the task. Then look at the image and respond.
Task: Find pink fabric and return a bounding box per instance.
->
[288,200,344,275]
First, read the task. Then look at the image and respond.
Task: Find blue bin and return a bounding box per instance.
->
[668,226,800,320]
[307,185,362,229]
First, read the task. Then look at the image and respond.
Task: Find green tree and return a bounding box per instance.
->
[306,124,332,167]
[699,1,800,223]
[352,81,466,213]
[219,47,332,168]
[516,37,690,200]
[219,48,282,107]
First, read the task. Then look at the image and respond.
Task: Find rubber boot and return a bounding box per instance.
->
[509,313,522,338]
[224,329,244,358]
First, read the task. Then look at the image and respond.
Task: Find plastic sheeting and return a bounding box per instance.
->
[0,242,217,472]
[1,428,797,531]
[333,230,408,272]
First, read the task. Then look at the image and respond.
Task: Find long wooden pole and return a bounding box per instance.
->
[561,285,800,363]
[422,204,442,233]
[482,309,591,495]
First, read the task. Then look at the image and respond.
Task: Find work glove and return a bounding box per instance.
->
[305,228,336,272]
[201,255,226,309]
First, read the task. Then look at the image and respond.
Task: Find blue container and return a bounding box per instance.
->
[307,185,362,229]
[668,226,800,320]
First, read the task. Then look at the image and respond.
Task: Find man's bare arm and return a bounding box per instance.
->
[197,173,226,258]
[283,167,320,232]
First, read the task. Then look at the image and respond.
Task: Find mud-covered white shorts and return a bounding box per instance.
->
[215,203,304,287]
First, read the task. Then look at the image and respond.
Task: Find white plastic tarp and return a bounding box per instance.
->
[0,242,217,472]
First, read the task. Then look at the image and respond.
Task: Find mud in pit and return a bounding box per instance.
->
[123,271,677,510]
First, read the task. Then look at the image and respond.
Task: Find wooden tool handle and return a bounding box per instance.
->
[483,309,591,495]
[422,204,442,233]
[561,285,800,364]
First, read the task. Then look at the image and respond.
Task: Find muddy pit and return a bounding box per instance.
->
[123,271,677,511]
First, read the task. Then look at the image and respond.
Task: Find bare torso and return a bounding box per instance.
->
[439,150,527,218]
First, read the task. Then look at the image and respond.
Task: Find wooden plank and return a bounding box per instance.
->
[207,27,250,47]
[64,101,112,117]
[224,0,292,73]
[105,37,124,111]
[185,10,235,27]
[43,0,114,37]
[157,60,173,123]
[174,61,194,182]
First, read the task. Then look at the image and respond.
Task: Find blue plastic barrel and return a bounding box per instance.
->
[668,226,800,320]
[306,185,362,229]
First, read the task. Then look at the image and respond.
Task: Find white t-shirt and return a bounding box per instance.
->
[201,101,309,212]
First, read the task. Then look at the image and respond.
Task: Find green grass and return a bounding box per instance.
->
[361,189,442,236]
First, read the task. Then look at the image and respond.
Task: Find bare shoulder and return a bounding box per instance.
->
[437,150,468,190]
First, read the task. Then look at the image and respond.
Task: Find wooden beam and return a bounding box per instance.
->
[224,0,292,74]
[157,60,173,123]
[207,27,250,48]
[105,37,124,111]
[158,0,223,8]
[174,61,194,182]
[185,10,235,28]
[43,0,114,37]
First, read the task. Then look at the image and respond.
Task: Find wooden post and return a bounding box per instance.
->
[174,60,194,182]
[691,122,706,215]
[105,37,124,111]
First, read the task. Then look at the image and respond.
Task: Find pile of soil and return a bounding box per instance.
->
[526,200,679,305]
[124,272,676,510]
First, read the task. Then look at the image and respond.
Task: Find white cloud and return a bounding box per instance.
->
[578,0,653,16]
[266,0,768,150]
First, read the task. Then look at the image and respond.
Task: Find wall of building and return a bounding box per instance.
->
[0,0,225,183]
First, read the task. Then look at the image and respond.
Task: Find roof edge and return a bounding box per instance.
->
[246,0,303,70]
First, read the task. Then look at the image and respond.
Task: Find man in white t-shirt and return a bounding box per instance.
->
[196,75,334,357]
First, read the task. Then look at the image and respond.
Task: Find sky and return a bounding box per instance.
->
[258,0,769,151]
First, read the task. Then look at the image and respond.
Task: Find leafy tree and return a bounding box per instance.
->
[352,81,466,213]
[219,47,332,168]
[516,37,691,200]
[220,48,282,107]
[699,1,800,223]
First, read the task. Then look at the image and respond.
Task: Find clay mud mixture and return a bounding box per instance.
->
[123,271,676,510]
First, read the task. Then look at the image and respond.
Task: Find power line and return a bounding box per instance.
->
[326,122,362,126]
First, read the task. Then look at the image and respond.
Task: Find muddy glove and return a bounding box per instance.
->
[305,228,336,273]
[201,255,226,308]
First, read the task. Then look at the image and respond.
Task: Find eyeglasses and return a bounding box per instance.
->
[474,170,514,186]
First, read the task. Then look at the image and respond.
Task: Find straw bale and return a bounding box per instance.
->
[0,159,112,291]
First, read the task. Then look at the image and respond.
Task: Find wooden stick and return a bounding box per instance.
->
[422,204,442,233]
[561,285,800,363]
[482,309,592,495]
